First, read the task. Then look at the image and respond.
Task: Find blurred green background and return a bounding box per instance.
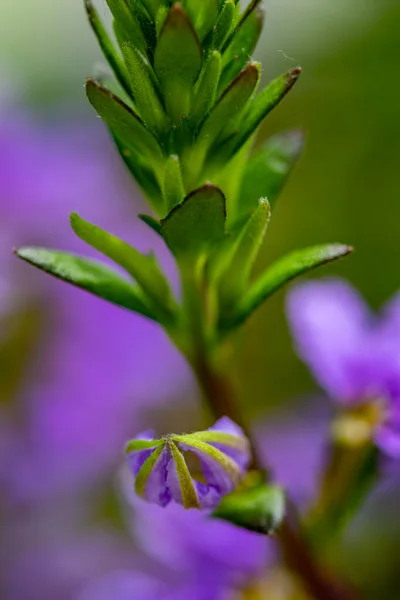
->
[1,0,398,409]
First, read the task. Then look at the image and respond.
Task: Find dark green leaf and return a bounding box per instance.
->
[219,7,263,94]
[182,0,219,41]
[230,67,302,155]
[15,247,155,319]
[106,0,147,55]
[213,0,236,51]
[221,244,353,330]
[213,483,285,534]
[141,0,164,19]
[161,184,226,263]
[190,51,222,126]
[222,0,262,52]
[238,129,305,219]
[163,155,186,213]
[154,4,202,123]
[139,214,162,235]
[84,0,131,97]
[219,199,270,308]
[86,79,164,175]
[122,43,168,132]
[70,213,176,323]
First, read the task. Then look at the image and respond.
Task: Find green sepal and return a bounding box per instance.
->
[125,438,161,453]
[84,0,131,97]
[15,247,155,320]
[221,244,353,331]
[169,440,200,509]
[213,482,286,534]
[190,51,222,126]
[229,67,302,157]
[212,0,237,51]
[70,213,177,324]
[135,442,165,497]
[172,434,242,486]
[86,79,164,177]
[237,129,305,220]
[192,431,250,454]
[182,0,219,41]
[219,7,263,93]
[122,43,169,132]
[154,4,202,123]
[219,199,271,309]
[160,184,227,264]
[163,155,186,213]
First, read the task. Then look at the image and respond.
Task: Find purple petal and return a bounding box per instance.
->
[376,402,400,458]
[142,445,172,507]
[286,278,377,403]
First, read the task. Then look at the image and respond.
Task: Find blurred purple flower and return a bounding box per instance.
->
[0,110,193,505]
[286,278,400,457]
[126,417,251,509]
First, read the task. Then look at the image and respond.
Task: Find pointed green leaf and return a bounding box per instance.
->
[190,51,222,126]
[196,62,260,159]
[169,441,200,509]
[219,199,271,308]
[222,0,263,52]
[163,155,186,213]
[160,184,226,263]
[237,130,305,219]
[15,247,155,320]
[84,0,131,97]
[213,483,285,534]
[231,67,302,156]
[113,135,163,214]
[213,0,236,51]
[139,214,163,235]
[221,244,353,331]
[182,0,219,41]
[122,43,169,132]
[219,7,263,93]
[86,80,164,175]
[106,0,147,55]
[154,4,202,123]
[70,213,176,323]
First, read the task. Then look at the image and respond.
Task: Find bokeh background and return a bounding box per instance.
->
[1,1,399,599]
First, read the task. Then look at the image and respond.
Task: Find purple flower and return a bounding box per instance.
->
[286,278,400,457]
[126,417,251,509]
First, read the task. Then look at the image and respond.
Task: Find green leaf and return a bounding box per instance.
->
[84,0,131,97]
[113,135,163,214]
[163,155,186,213]
[190,51,222,126]
[219,7,263,93]
[222,0,262,52]
[139,214,162,235]
[221,244,353,331]
[213,0,236,51]
[230,67,302,156]
[70,213,176,323]
[161,184,226,263]
[213,483,286,534]
[15,247,155,320]
[154,4,202,123]
[86,79,164,176]
[194,62,260,167]
[141,0,164,19]
[106,0,147,55]
[219,199,271,309]
[237,129,305,219]
[122,43,169,132]
[182,0,219,41]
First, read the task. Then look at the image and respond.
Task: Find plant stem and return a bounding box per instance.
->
[192,354,358,600]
